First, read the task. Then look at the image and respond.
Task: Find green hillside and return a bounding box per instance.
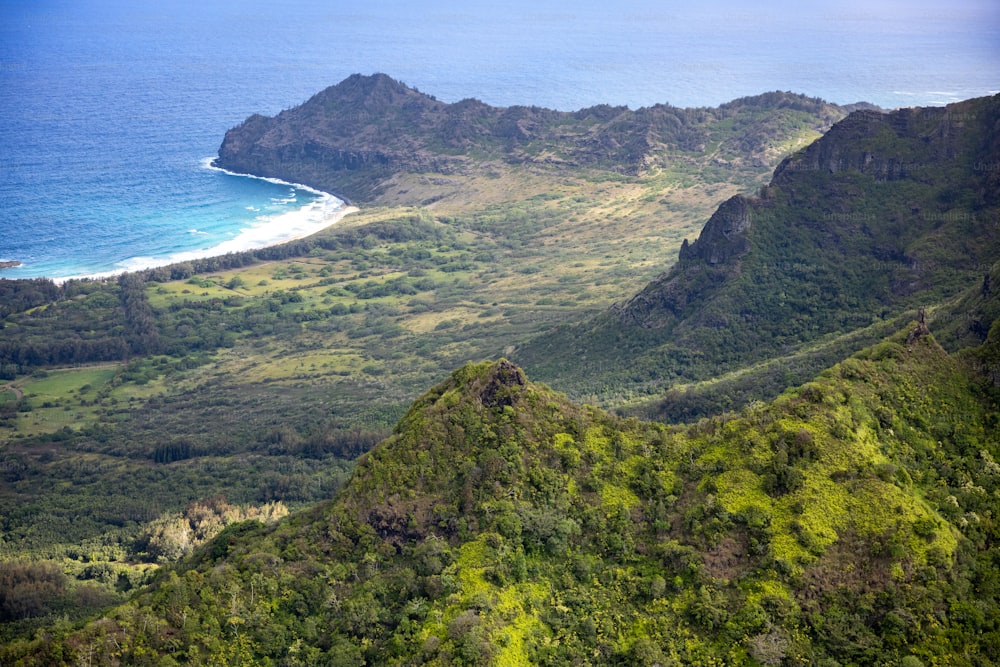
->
[4,317,999,664]
[0,81,847,582]
[516,94,1000,416]
[2,82,999,663]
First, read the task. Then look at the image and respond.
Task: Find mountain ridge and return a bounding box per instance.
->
[623,95,1000,330]
[214,73,861,204]
[6,315,1000,664]
[3,81,1000,664]
[515,93,1000,417]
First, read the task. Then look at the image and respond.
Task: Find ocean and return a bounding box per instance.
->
[1,0,998,280]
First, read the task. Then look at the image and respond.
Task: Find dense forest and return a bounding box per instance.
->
[4,319,1000,664]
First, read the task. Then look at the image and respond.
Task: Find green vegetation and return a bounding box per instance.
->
[0,110,788,644]
[4,332,998,664]
[1,81,998,662]
[0,107,793,584]
[517,94,1000,417]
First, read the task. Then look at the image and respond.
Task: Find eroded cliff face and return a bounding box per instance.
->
[678,195,753,266]
[613,195,753,327]
[771,104,990,184]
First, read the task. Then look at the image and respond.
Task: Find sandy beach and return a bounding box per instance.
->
[52,201,358,285]
[45,164,359,284]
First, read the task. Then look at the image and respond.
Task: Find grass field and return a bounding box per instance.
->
[5,367,119,438]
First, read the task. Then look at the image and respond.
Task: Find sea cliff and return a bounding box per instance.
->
[215,73,858,204]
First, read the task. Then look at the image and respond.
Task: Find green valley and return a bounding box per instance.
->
[1,76,998,664]
[1,78,847,580]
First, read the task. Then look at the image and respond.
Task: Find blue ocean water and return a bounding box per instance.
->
[1,0,998,279]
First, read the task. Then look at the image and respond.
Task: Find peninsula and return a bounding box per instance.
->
[214,73,867,206]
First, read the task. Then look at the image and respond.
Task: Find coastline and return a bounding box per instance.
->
[46,163,358,285]
[202,158,350,205]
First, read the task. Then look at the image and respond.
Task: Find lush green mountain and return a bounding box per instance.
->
[214,73,859,204]
[516,94,1000,417]
[4,310,999,665]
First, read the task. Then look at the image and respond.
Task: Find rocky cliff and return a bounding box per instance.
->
[516,93,1000,413]
[616,94,1000,330]
[772,105,994,184]
[677,195,753,265]
[214,73,855,203]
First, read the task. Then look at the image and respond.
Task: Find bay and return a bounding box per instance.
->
[1,0,997,279]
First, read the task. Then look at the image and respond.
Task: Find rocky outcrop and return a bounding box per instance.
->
[677,196,752,265]
[613,195,752,327]
[478,358,527,408]
[214,74,854,204]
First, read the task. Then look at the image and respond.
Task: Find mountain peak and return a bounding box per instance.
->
[213,75,858,204]
[347,72,402,87]
[476,358,528,408]
[342,359,570,543]
[320,72,431,105]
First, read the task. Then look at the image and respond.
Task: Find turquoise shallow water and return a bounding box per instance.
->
[1,0,997,279]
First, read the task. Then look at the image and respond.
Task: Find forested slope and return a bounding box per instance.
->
[2,86,998,663]
[6,307,999,664]
[517,94,1000,416]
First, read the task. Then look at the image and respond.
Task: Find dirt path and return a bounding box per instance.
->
[2,384,23,400]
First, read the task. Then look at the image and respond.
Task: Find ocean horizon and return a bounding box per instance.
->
[2,0,998,280]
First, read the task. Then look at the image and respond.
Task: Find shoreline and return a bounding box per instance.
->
[42,162,358,285]
[202,158,350,205]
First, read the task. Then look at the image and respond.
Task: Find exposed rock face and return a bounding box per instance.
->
[479,358,527,408]
[615,196,752,327]
[214,73,853,204]
[772,104,991,185]
[677,195,752,265]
